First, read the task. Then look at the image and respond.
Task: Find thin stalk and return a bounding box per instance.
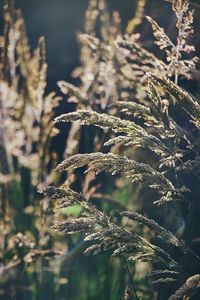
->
[123,256,139,300]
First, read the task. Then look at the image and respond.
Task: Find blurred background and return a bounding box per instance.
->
[0,1,200,300]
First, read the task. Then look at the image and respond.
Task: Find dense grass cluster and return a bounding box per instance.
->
[1,0,200,299]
